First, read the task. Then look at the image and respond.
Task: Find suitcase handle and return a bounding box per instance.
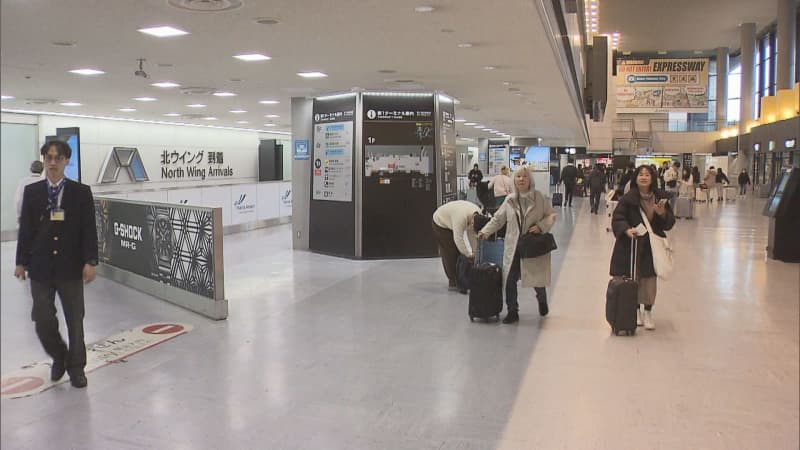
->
[630,236,638,282]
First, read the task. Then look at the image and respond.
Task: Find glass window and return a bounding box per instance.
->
[728,99,741,124]
[728,64,742,101]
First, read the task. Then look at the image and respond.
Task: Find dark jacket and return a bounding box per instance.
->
[692,168,701,184]
[618,170,633,192]
[559,165,579,185]
[468,168,483,185]
[716,170,730,184]
[588,168,605,191]
[16,179,98,281]
[609,189,675,278]
[738,172,751,185]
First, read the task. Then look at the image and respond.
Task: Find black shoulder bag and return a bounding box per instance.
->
[515,198,557,259]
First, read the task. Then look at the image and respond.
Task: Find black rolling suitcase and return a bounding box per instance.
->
[606,237,639,336]
[468,240,503,322]
[552,184,563,207]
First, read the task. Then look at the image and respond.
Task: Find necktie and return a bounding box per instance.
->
[47,180,64,211]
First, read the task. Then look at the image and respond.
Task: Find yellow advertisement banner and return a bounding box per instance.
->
[616,58,709,113]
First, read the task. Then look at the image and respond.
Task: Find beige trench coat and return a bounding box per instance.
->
[480,191,557,288]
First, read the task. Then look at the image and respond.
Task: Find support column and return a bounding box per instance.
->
[739,23,757,174]
[716,47,729,128]
[777,0,797,89]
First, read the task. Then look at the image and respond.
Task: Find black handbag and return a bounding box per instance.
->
[514,200,556,258]
[516,232,557,258]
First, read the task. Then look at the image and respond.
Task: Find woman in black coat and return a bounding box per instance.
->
[609,165,675,330]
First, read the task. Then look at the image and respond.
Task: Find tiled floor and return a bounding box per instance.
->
[2,196,798,449]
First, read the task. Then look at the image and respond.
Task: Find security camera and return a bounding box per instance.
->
[134,59,149,79]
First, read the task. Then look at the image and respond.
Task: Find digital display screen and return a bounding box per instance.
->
[64,134,80,181]
[764,168,799,217]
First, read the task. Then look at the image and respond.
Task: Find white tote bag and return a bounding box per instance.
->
[639,208,674,280]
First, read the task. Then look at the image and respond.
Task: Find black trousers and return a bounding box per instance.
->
[564,183,575,206]
[590,189,602,212]
[432,221,459,286]
[30,279,86,373]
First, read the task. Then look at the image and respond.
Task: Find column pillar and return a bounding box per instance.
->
[777,0,797,89]
[739,23,757,174]
[716,47,729,128]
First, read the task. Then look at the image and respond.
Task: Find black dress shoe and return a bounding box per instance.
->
[538,300,549,316]
[51,359,66,382]
[502,310,519,324]
[69,372,88,388]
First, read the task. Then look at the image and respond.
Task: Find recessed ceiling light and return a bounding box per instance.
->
[164,113,181,117]
[455,118,466,122]
[233,53,272,61]
[230,109,247,114]
[151,81,180,88]
[464,122,476,126]
[118,108,136,112]
[378,69,397,74]
[69,68,105,76]
[297,71,328,78]
[484,66,496,70]
[187,104,206,108]
[157,63,174,68]
[414,6,435,13]
[265,114,280,118]
[474,125,486,129]
[259,100,280,104]
[52,41,77,47]
[236,120,250,124]
[263,123,277,127]
[133,97,157,102]
[213,91,237,97]
[138,26,189,38]
[658,50,667,55]
[441,28,455,33]
[59,102,82,106]
[203,117,218,121]
[458,43,473,48]
[1,95,14,100]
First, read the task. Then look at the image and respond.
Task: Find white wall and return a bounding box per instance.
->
[1,117,39,232]
[36,115,288,194]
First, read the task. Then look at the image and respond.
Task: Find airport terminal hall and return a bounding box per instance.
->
[3,0,800,449]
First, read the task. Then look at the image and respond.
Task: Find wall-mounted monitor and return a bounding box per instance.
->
[763,168,799,217]
[55,127,81,182]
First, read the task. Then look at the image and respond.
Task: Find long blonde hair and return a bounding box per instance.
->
[511,166,536,201]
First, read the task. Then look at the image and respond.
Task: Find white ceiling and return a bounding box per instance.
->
[601,0,782,52]
[0,0,589,146]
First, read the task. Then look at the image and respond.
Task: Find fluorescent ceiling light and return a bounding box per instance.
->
[474,125,486,129]
[484,66,496,70]
[203,117,218,121]
[151,81,180,88]
[133,97,157,102]
[60,102,82,106]
[229,109,247,114]
[138,26,189,38]
[414,6,435,13]
[297,71,328,78]
[236,120,250,124]
[1,95,14,100]
[265,114,280,118]
[187,104,206,108]
[263,123,276,127]
[213,91,237,97]
[455,118,466,122]
[118,108,136,112]
[464,122,476,126]
[69,68,105,76]
[164,113,181,117]
[233,53,272,61]
[458,43,473,48]
[259,100,280,104]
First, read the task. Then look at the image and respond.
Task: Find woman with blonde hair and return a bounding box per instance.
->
[478,167,557,323]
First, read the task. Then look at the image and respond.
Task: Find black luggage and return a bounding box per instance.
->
[468,240,503,322]
[606,237,639,336]
[456,254,472,292]
[552,185,563,207]
[473,211,506,240]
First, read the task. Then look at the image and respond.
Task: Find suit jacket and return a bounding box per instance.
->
[16,179,98,281]
[559,165,578,185]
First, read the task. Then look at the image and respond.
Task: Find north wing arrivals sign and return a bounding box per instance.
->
[616,58,709,113]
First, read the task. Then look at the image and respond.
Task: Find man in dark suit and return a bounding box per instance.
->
[558,159,579,207]
[15,140,98,388]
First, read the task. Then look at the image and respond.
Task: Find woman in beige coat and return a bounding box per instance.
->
[478,167,557,324]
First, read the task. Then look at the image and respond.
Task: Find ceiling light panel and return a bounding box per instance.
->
[133,97,157,102]
[151,81,180,88]
[69,68,105,76]
[259,100,280,104]
[229,109,247,114]
[60,102,82,106]
[118,108,136,112]
[138,26,189,37]
[213,92,237,97]
[297,71,328,78]
[265,114,280,118]
[233,53,272,61]
[187,104,206,108]
[1,95,14,100]
[414,6,435,13]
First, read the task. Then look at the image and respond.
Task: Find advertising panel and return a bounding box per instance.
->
[616,58,709,113]
[439,100,457,204]
[231,184,258,225]
[488,141,509,176]
[95,198,220,299]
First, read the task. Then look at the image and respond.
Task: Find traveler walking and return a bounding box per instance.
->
[558,159,579,207]
[715,168,730,201]
[488,166,513,207]
[588,164,606,214]
[737,169,751,196]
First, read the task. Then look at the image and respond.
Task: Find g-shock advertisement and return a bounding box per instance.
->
[95,199,217,299]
